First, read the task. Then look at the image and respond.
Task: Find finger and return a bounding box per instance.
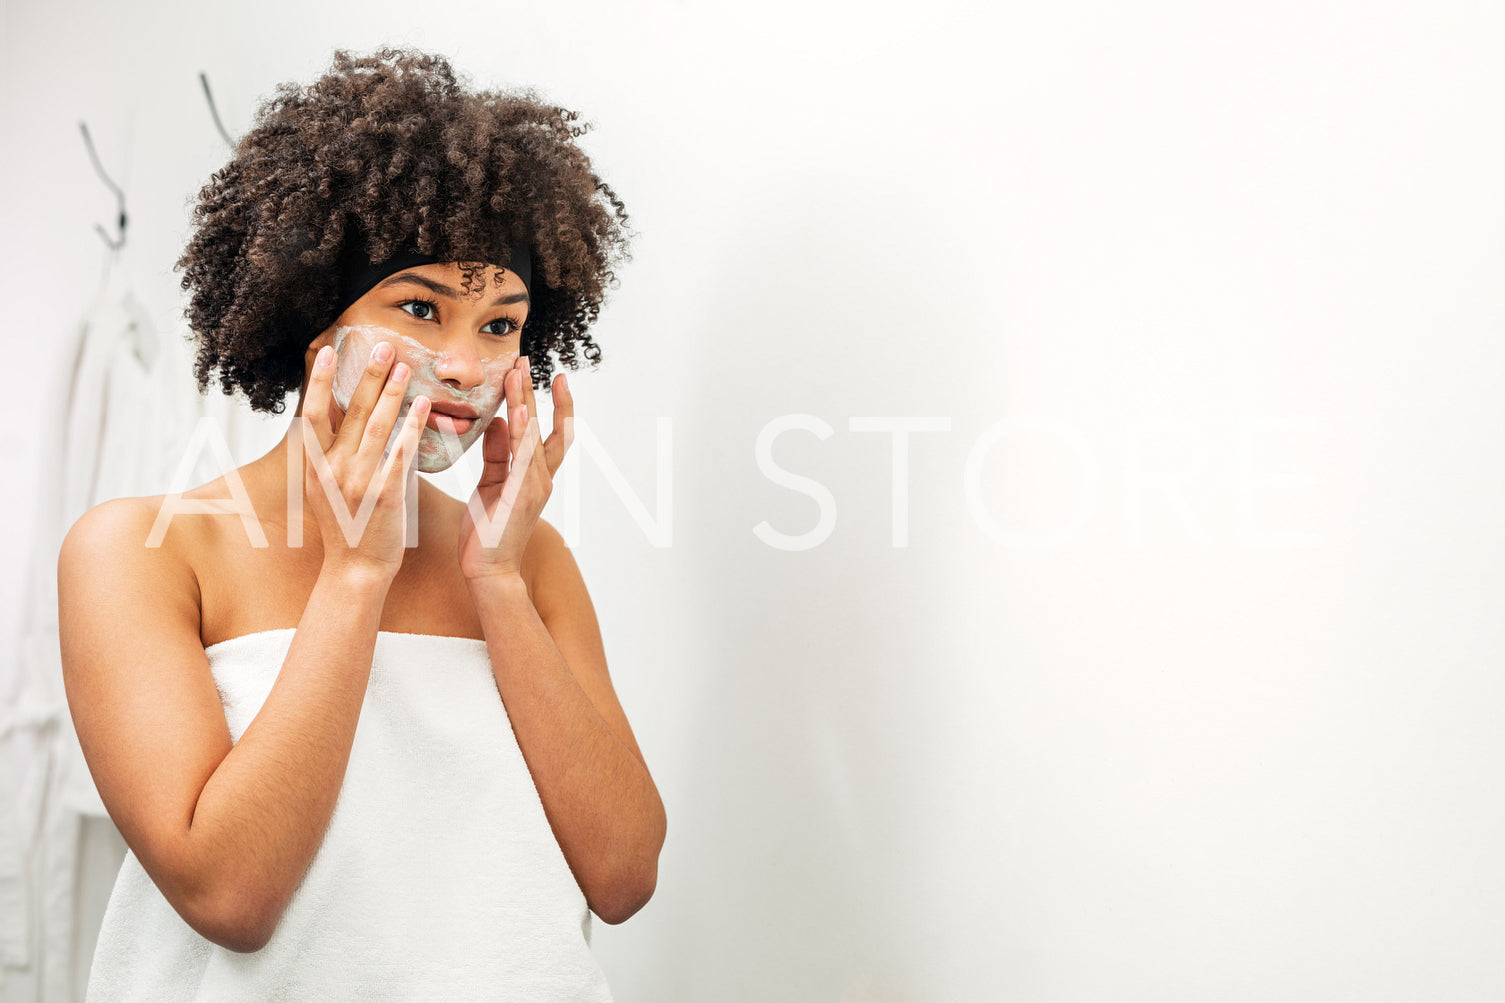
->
[519,404,550,494]
[520,354,539,424]
[504,355,526,417]
[522,393,546,458]
[543,373,573,475]
[500,364,527,454]
[356,360,412,473]
[508,394,532,479]
[515,361,542,440]
[476,409,511,490]
[520,356,544,454]
[377,394,430,486]
[303,345,338,452]
[335,340,399,452]
[501,416,541,511]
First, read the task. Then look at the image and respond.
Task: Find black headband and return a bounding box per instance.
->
[335,242,533,319]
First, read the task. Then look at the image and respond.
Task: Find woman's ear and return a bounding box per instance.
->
[305,326,337,370]
[294,325,341,418]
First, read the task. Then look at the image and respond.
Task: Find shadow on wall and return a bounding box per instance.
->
[642,185,963,1002]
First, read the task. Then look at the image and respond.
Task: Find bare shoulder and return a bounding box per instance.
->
[524,517,585,608]
[60,494,193,579]
[59,473,247,583]
[61,493,159,546]
[61,491,204,577]
[58,494,203,663]
[527,517,570,564]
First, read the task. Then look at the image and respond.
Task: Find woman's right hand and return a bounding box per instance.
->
[301,341,431,580]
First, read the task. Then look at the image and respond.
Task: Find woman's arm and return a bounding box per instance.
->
[61,343,426,952]
[469,519,666,924]
[59,499,390,952]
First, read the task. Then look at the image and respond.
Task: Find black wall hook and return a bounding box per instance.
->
[199,72,236,150]
[78,122,126,251]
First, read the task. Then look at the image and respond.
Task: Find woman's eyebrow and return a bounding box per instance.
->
[377,273,530,306]
[378,274,459,299]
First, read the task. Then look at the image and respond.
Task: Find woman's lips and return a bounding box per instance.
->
[426,410,475,436]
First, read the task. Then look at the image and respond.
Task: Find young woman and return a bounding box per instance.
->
[58,48,664,999]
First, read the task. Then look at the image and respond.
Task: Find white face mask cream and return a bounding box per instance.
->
[329,324,517,473]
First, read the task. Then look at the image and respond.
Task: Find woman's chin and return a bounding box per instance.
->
[415,429,478,473]
[416,452,458,474]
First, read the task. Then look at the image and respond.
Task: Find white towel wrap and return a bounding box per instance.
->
[85,628,613,1002]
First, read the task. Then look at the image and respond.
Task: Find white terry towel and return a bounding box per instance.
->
[85,629,613,1002]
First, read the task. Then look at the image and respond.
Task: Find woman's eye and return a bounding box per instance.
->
[399,300,436,320]
[484,317,517,337]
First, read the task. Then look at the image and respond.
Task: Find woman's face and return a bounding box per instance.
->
[305,261,529,473]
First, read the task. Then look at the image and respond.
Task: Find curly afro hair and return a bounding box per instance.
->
[178,47,632,414]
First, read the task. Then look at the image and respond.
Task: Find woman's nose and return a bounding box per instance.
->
[432,337,487,390]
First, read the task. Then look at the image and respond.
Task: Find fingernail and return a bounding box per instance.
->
[373,342,393,363]
[392,362,410,381]
[520,354,530,369]
[316,345,334,368]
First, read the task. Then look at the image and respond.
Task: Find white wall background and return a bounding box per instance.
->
[4,0,1505,999]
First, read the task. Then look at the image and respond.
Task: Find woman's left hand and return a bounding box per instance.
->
[459,355,574,581]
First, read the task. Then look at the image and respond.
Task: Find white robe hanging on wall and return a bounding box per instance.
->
[0,255,248,1002]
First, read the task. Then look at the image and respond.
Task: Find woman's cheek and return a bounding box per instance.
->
[474,357,515,418]
[330,325,382,411]
[475,382,507,422]
[329,324,428,411]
